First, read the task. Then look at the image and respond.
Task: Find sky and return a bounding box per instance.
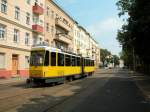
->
[54,0,123,55]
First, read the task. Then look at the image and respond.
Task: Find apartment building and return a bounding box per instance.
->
[0,0,44,78]
[89,37,100,67]
[73,23,100,67]
[44,0,75,51]
[74,25,89,56]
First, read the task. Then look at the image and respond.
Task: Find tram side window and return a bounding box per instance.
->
[88,60,90,66]
[58,53,64,66]
[86,59,87,66]
[77,57,81,66]
[44,51,49,66]
[92,60,94,66]
[65,55,71,66]
[51,52,56,66]
[91,60,93,66]
[84,59,86,66]
[89,60,91,66]
[86,59,88,66]
[87,59,90,66]
[91,60,92,66]
[72,56,76,66]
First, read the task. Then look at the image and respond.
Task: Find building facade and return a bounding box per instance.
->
[74,25,90,57]
[44,0,75,52]
[73,24,100,67]
[89,37,100,67]
[0,0,100,79]
[0,0,44,78]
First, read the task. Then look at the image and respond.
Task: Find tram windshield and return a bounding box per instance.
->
[30,51,45,66]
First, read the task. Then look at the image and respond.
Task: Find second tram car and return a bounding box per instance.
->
[29,46,95,84]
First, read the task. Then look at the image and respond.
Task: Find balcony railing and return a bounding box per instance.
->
[33,4,44,15]
[32,24,43,33]
[55,34,72,44]
[55,18,71,31]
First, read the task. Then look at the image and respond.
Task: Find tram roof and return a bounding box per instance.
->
[83,57,95,60]
[31,46,81,57]
[31,46,95,59]
[32,46,61,52]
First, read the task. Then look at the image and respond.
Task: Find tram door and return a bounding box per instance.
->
[12,55,19,76]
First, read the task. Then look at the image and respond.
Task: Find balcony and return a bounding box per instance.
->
[55,18,71,32]
[32,24,43,33]
[33,4,44,15]
[54,34,72,45]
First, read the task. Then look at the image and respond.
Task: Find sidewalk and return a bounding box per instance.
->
[0,69,102,85]
[130,71,150,102]
[0,77,26,85]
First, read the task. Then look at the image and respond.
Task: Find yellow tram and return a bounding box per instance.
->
[29,46,95,84]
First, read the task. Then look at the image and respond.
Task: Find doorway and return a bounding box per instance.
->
[12,55,19,76]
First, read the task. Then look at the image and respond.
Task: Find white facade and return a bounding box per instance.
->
[73,25,91,57]
[73,24,100,67]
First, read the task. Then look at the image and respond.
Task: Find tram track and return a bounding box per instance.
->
[0,70,112,112]
[0,78,87,112]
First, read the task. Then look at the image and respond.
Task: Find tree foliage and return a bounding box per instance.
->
[100,49,111,66]
[100,49,120,67]
[116,0,150,72]
[113,55,120,66]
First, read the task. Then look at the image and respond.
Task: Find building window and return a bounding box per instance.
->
[46,7,49,16]
[33,16,38,24]
[26,0,30,4]
[46,23,49,32]
[33,36,38,45]
[25,33,29,46]
[40,20,43,26]
[56,13,58,18]
[0,24,6,39]
[0,53,5,69]
[25,56,29,68]
[26,12,30,25]
[34,0,38,5]
[13,29,19,43]
[51,11,54,19]
[1,0,7,13]
[15,6,20,20]
[51,26,54,36]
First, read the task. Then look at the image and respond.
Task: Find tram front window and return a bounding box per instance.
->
[30,51,45,66]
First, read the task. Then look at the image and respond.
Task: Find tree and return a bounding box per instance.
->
[100,49,111,67]
[116,0,150,73]
[112,55,120,67]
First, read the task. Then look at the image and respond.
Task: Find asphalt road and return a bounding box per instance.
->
[0,69,150,112]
